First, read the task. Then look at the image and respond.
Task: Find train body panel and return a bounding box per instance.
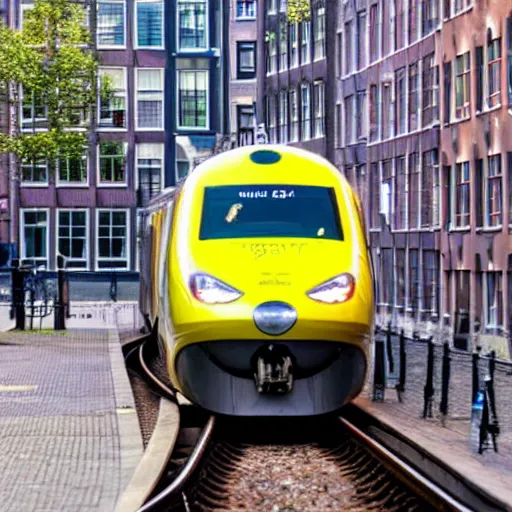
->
[139,145,375,416]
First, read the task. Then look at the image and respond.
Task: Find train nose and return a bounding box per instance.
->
[253,301,297,336]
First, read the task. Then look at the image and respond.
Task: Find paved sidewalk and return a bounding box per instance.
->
[0,329,143,512]
[355,389,512,509]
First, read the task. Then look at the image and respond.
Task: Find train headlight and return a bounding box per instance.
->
[189,273,243,304]
[306,273,356,304]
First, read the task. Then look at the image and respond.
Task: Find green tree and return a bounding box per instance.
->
[287,0,311,23]
[0,0,110,178]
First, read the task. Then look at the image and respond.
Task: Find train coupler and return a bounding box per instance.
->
[251,344,294,395]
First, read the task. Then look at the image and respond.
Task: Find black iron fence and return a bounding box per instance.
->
[371,325,512,454]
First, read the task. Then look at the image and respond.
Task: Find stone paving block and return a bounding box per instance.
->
[0,329,143,512]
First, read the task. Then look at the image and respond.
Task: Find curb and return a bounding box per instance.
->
[114,397,180,512]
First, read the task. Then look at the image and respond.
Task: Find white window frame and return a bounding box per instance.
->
[485,272,502,328]
[176,69,210,130]
[20,208,50,269]
[289,88,299,142]
[95,208,131,271]
[135,68,164,131]
[134,0,164,50]
[177,0,209,52]
[19,84,48,133]
[301,82,311,141]
[97,141,128,187]
[135,143,164,201]
[236,0,256,19]
[97,0,126,50]
[97,67,128,132]
[56,208,90,270]
[56,154,89,188]
[20,160,49,188]
[301,20,311,65]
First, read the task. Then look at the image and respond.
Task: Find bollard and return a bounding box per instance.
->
[11,259,25,330]
[439,341,451,424]
[54,255,66,330]
[395,329,406,402]
[472,349,481,404]
[372,339,386,401]
[422,337,434,419]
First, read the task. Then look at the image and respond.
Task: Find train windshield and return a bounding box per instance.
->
[199,185,343,241]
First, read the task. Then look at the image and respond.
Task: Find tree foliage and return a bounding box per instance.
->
[0,0,109,167]
[287,0,311,23]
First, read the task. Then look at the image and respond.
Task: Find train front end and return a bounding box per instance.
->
[166,146,374,416]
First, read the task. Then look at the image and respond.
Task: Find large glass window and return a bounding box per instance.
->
[455,52,471,119]
[21,210,48,268]
[137,143,163,205]
[289,88,299,142]
[289,23,298,68]
[97,0,125,47]
[99,68,127,129]
[178,70,208,128]
[301,21,311,64]
[178,0,207,50]
[314,80,325,138]
[301,82,311,141]
[236,0,256,18]
[395,67,406,135]
[237,42,256,79]
[57,210,88,269]
[409,63,419,131]
[58,155,88,185]
[408,153,419,229]
[135,0,163,48]
[99,141,127,184]
[454,162,470,228]
[199,185,343,241]
[279,91,288,143]
[487,154,502,227]
[97,210,129,270]
[21,160,48,185]
[486,272,503,328]
[422,54,439,126]
[136,68,164,130]
[487,38,501,108]
[313,6,326,60]
[21,87,47,131]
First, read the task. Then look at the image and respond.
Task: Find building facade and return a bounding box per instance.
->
[257,0,329,156]
[5,0,228,273]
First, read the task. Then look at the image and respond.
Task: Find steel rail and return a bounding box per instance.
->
[339,417,473,512]
[138,340,177,400]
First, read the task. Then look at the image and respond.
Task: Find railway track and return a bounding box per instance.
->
[124,337,483,512]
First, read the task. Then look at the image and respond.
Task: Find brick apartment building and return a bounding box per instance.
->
[259,0,512,357]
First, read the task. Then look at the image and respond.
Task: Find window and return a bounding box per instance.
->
[369,3,380,63]
[99,141,127,185]
[421,0,438,37]
[289,23,298,68]
[486,272,503,328]
[97,0,125,47]
[409,0,418,44]
[289,88,299,142]
[135,69,163,130]
[199,185,343,241]
[301,21,311,64]
[395,68,406,135]
[178,70,208,129]
[357,11,366,70]
[279,91,288,143]
[508,17,512,105]
[313,81,325,138]
[301,83,311,141]
[487,154,502,227]
[443,62,452,124]
[396,249,406,308]
[313,6,325,60]
[267,95,277,143]
[487,38,501,108]
[236,0,256,18]
[394,156,406,230]
[335,104,342,148]
[381,160,392,225]
[380,248,394,306]
[356,91,367,140]
[408,152,419,229]
[345,95,355,145]
[21,160,47,185]
[21,209,48,268]
[267,37,277,75]
[370,162,380,229]
[409,62,419,131]
[422,54,439,126]
[381,83,394,139]
[21,87,47,131]
[409,249,420,312]
[58,155,88,185]
[369,84,380,142]
[395,0,405,50]
[455,52,470,119]
[423,250,440,316]
[475,46,484,112]
[337,32,343,76]
[454,162,470,228]
[475,158,483,228]
[237,105,254,131]
[97,209,129,270]
[237,42,256,79]
[135,0,163,48]
[280,21,288,71]
[344,20,354,75]
[137,143,163,205]
[178,0,207,50]
[99,68,127,129]
[57,210,88,269]
[421,149,437,228]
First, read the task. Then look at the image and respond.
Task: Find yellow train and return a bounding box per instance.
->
[139,145,374,416]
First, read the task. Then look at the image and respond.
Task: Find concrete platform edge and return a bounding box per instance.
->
[108,328,144,506]
[114,398,181,512]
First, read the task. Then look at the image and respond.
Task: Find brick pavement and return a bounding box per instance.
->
[0,329,143,512]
